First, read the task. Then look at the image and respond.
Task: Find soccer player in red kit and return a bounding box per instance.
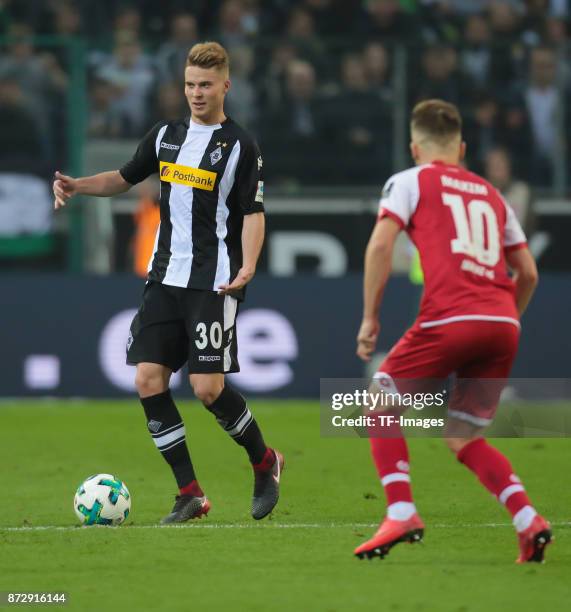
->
[354,100,550,563]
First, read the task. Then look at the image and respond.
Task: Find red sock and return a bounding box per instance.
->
[252,447,275,472]
[370,436,413,506]
[457,438,533,518]
[179,479,204,497]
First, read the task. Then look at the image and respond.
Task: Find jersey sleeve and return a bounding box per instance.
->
[119,122,165,185]
[234,138,264,215]
[377,170,419,229]
[503,201,528,252]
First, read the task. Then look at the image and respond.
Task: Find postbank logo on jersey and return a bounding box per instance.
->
[159,161,216,191]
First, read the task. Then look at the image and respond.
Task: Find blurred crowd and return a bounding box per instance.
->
[1,0,570,189]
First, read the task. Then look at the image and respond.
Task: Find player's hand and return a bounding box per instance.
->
[53,171,78,209]
[218,266,255,295]
[357,318,380,362]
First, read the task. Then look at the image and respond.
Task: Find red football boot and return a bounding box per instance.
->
[516,515,552,563]
[354,513,425,560]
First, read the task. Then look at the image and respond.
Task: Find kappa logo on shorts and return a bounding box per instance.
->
[199,355,221,362]
[126,331,134,351]
[159,161,217,191]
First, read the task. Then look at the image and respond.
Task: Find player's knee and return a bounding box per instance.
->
[135,366,168,398]
[192,379,223,406]
[444,437,472,454]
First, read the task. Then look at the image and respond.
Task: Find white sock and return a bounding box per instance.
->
[387,502,416,521]
[513,505,537,532]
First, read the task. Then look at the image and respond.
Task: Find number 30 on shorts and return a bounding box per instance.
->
[195,322,223,350]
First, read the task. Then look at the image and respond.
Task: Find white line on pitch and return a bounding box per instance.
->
[2,521,570,533]
[6,523,367,532]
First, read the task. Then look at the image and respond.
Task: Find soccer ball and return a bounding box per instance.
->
[73,473,131,526]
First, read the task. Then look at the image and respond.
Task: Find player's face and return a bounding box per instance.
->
[184,65,230,125]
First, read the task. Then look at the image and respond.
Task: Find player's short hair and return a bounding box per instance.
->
[411,99,462,145]
[186,42,229,75]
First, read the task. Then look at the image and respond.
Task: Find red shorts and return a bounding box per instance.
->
[376,319,520,426]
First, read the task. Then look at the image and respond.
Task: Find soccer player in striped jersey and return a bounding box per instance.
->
[53,42,283,524]
[354,100,550,563]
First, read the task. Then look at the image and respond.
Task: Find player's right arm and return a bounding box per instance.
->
[357,217,401,362]
[53,170,130,209]
[506,247,538,316]
[357,169,418,361]
[54,121,166,210]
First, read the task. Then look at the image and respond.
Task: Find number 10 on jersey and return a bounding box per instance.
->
[442,192,500,267]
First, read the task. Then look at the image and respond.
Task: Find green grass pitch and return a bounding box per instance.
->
[1,400,570,611]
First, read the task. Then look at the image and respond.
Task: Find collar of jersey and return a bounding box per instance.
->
[430,160,462,170]
[188,117,222,132]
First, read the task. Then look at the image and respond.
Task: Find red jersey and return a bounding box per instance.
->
[378,161,527,329]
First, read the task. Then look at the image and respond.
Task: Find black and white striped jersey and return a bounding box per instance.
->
[119,116,264,300]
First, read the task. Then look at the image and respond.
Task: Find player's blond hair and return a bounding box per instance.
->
[186,42,229,75]
[411,99,462,146]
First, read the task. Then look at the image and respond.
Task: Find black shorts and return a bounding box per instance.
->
[126,282,239,374]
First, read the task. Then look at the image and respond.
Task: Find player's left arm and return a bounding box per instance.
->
[357,217,401,361]
[218,138,265,295]
[218,212,265,294]
[502,198,538,315]
[506,246,538,316]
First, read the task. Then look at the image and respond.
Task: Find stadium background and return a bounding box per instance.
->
[1,3,570,611]
[1,0,570,398]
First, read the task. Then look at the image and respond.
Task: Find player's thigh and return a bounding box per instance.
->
[448,322,520,428]
[184,289,239,374]
[127,282,188,372]
[376,323,452,398]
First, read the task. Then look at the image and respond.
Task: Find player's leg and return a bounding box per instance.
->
[186,290,284,520]
[355,324,447,559]
[445,421,551,563]
[190,372,284,520]
[190,373,266,464]
[134,363,210,523]
[128,283,209,523]
[355,376,427,559]
[368,376,416,522]
[444,418,537,531]
[443,322,551,563]
[355,381,425,559]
